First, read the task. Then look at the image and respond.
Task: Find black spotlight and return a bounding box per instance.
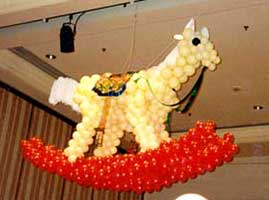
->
[60,23,75,53]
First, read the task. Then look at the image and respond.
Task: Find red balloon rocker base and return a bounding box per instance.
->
[21,121,238,193]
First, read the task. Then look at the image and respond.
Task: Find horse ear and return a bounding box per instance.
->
[185,18,195,31]
[201,27,209,39]
[174,34,183,40]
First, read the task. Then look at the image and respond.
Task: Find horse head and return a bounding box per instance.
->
[174,18,221,72]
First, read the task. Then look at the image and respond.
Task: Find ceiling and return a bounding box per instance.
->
[0,0,269,199]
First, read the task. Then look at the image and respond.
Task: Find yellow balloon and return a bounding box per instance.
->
[179,40,188,46]
[161,132,170,141]
[187,55,197,65]
[104,140,113,148]
[161,68,172,79]
[197,44,205,52]
[73,131,81,140]
[210,54,217,62]
[64,147,72,156]
[103,148,110,156]
[127,81,137,93]
[190,46,197,53]
[110,133,119,140]
[201,37,208,44]
[86,136,94,144]
[146,125,154,133]
[68,155,77,163]
[180,46,190,57]
[110,147,117,154]
[74,146,84,155]
[139,115,149,123]
[214,57,221,64]
[82,116,91,123]
[91,74,100,81]
[110,125,119,133]
[182,29,193,39]
[116,131,124,138]
[176,57,186,67]
[202,60,211,67]
[196,53,203,60]
[79,131,89,140]
[179,75,188,83]
[93,148,101,156]
[208,64,217,71]
[168,76,180,89]
[202,51,210,60]
[173,67,184,78]
[134,92,145,104]
[68,139,76,147]
[80,76,91,85]
[174,82,181,90]
[80,102,91,115]
[206,43,214,51]
[211,50,217,56]
[184,65,195,76]
[76,84,87,95]
[113,139,120,146]
[81,145,89,152]
[73,93,84,104]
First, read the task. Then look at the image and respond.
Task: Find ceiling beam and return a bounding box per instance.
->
[173,125,269,144]
[0,0,268,49]
[0,49,80,122]
[0,0,141,28]
[0,0,67,15]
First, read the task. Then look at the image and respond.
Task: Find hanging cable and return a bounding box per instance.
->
[145,67,206,110]
[145,40,176,68]
[176,67,206,113]
[122,4,138,73]
[73,12,86,36]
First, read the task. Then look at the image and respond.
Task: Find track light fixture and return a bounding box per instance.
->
[59,13,86,53]
[60,23,75,53]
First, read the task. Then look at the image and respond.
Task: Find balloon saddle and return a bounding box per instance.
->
[21,19,238,193]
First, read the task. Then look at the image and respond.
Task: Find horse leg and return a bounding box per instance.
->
[64,96,104,162]
[125,90,161,152]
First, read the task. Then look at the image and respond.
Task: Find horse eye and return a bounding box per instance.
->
[192,37,201,46]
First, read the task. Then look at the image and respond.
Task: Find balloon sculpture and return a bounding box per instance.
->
[21,19,238,193]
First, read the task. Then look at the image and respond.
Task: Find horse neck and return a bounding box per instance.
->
[153,44,202,92]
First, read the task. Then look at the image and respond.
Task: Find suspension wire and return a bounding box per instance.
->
[122,4,138,73]
[145,39,177,69]
[73,12,86,35]
[127,7,137,72]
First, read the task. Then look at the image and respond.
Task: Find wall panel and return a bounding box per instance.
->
[0,88,32,200]
[0,84,143,200]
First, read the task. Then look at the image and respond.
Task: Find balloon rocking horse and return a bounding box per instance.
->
[21,19,238,193]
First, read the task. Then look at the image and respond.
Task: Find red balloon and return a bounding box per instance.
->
[20,121,238,193]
